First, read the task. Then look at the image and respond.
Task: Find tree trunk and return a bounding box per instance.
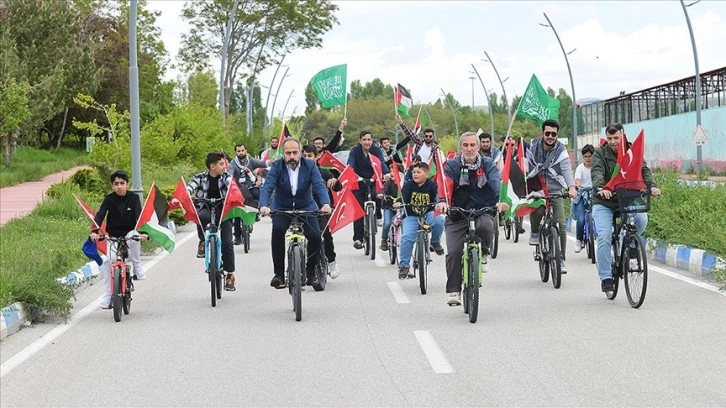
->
[10,130,18,160]
[55,107,69,150]
[2,133,9,167]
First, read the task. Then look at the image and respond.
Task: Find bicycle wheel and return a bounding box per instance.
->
[623,235,648,308]
[312,252,327,292]
[538,233,550,283]
[209,235,218,307]
[112,267,123,322]
[491,216,499,259]
[216,270,223,300]
[504,218,512,240]
[388,234,397,265]
[513,217,521,243]
[467,247,480,323]
[606,238,620,300]
[243,224,250,254]
[587,217,596,264]
[417,233,427,295]
[123,269,132,315]
[368,208,376,260]
[291,245,303,321]
[364,209,371,256]
[549,226,562,289]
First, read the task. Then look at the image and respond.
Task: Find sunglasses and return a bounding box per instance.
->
[424,134,434,138]
[544,131,558,137]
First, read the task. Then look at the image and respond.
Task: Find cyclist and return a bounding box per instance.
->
[229,143,266,245]
[435,132,508,306]
[259,138,332,289]
[187,152,237,291]
[478,132,504,171]
[347,130,389,249]
[89,170,148,309]
[380,136,409,168]
[572,144,595,253]
[313,118,347,155]
[260,136,280,162]
[394,114,439,166]
[378,168,401,253]
[525,119,577,273]
[302,144,342,279]
[398,162,445,279]
[592,123,660,292]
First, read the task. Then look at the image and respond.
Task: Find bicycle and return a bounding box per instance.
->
[239,223,251,254]
[193,198,226,307]
[358,178,378,260]
[448,206,498,324]
[491,212,500,259]
[99,233,141,322]
[314,214,330,290]
[503,214,523,243]
[269,209,325,322]
[405,203,436,295]
[387,208,403,265]
[603,184,651,308]
[580,188,597,264]
[531,193,569,289]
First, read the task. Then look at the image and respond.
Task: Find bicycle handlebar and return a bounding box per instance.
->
[98,235,141,242]
[447,206,498,218]
[266,210,326,217]
[192,197,224,207]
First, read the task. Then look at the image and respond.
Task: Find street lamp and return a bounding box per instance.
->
[482,51,511,124]
[128,0,142,198]
[219,0,241,118]
[469,76,476,109]
[680,0,704,176]
[281,89,295,123]
[263,56,286,138]
[540,13,579,165]
[470,65,495,137]
[440,88,459,137]
[268,67,291,137]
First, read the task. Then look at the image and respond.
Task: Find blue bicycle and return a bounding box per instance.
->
[194,198,225,307]
[581,188,596,264]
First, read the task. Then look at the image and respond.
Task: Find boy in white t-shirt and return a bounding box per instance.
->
[573,144,594,252]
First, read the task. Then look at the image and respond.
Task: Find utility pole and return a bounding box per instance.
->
[128,0,142,198]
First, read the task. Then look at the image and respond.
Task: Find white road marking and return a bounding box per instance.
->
[386,282,410,304]
[414,330,454,374]
[0,231,197,378]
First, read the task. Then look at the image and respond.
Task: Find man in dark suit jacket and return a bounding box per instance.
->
[259,138,332,289]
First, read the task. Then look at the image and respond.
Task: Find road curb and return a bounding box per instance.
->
[565,219,724,277]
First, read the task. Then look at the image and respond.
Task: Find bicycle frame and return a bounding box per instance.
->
[107,238,132,298]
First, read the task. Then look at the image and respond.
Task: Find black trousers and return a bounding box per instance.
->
[353,181,377,242]
[318,214,336,262]
[271,214,322,278]
[197,206,235,273]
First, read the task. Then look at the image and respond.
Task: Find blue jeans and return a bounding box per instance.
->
[592,204,648,281]
[572,199,586,241]
[381,209,395,240]
[399,212,444,268]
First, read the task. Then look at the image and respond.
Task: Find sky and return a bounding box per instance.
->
[147,0,726,120]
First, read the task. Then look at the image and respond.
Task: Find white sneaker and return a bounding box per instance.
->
[482,255,491,273]
[447,292,461,306]
[99,293,111,309]
[574,240,583,253]
[328,261,341,279]
[133,268,146,280]
[376,218,383,227]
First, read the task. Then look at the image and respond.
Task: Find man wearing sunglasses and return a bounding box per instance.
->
[525,119,577,273]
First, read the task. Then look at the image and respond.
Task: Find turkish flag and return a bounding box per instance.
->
[327,188,365,234]
[391,162,402,192]
[369,154,384,192]
[317,151,346,173]
[604,129,647,191]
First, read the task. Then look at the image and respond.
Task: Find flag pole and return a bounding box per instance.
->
[344,81,348,120]
[504,96,524,139]
[393,85,398,115]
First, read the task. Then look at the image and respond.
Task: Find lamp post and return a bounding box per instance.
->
[540,13,579,165]
[440,88,459,137]
[469,76,476,109]
[482,51,511,124]
[128,0,142,198]
[263,56,286,138]
[268,67,291,137]
[281,89,295,123]
[681,0,704,177]
[219,0,241,118]
[470,65,495,137]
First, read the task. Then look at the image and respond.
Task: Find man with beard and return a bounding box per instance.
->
[259,138,332,289]
[229,143,268,245]
[260,137,280,162]
[312,118,348,155]
[394,114,439,166]
[478,132,503,171]
[525,119,577,273]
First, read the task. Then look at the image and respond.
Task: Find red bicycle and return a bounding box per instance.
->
[100,234,142,322]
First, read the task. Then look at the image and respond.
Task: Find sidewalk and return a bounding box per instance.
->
[0,166,89,227]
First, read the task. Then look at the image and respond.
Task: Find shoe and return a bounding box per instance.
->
[380,240,389,251]
[133,268,145,280]
[233,237,242,246]
[353,240,363,249]
[431,243,444,256]
[482,255,491,273]
[99,293,112,309]
[447,292,461,306]
[196,241,205,258]
[225,274,236,291]
[517,227,526,234]
[574,240,583,253]
[376,218,383,227]
[601,278,614,292]
[529,232,539,246]
[328,260,341,279]
[270,275,286,289]
[306,273,320,287]
[398,267,410,280]
[560,260,567,274]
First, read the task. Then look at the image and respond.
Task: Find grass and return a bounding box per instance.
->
[0,146,88,188]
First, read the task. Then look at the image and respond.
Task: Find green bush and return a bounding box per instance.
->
[646,170,726,259]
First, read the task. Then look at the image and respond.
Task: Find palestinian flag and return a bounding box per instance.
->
[413,105,426,134]
[221,181,258,225]
[499,138,523,218]
[518,174,547,217]
[395,83,413,118]
[135,184,175,252]
[272,124,292,161]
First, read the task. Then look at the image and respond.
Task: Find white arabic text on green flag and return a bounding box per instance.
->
[516,74,560,126]
[310,64,347,108]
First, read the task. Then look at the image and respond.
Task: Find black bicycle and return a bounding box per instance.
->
[532,193,569,289]
[448,206,498,324]
[407,204,436,295]
[503,213,523,243]
[269,210,325,321]
[239,223,251,254]
[194,198,226,307]
[358,178,377,260]
[603,184,651,308]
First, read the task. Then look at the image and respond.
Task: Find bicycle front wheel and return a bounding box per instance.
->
[549,226,562,289]
[243,224,250,254]
[513,217,521,243]
[368,208,376,260]
[623,235,648,308]
[313,252,327,292]
[504,218,511,240]
[291,245,303,321]
[123,269,132,315]
[209,235,218,307]
[538,233,549,283]
[417,233,427,295]
[587,216,596,264]
[388,234,397,265]
[467,247,480,323]
[112,267,123,322]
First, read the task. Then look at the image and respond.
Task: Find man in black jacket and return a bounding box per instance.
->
[313,118,347,155]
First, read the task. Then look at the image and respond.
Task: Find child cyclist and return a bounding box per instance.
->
[378,168,400,252]
[397,162,445,279]
[89,170,148,309]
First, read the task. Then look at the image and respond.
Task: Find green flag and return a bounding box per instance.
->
[516,74,560,126]
[310,64,347,108]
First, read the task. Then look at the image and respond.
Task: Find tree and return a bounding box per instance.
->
[304,83,319,115]
[186,71,219,109]
[179,0,339,117]
[0,79,30,166]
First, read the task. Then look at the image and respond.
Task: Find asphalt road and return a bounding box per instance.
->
[1,219,724,407]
